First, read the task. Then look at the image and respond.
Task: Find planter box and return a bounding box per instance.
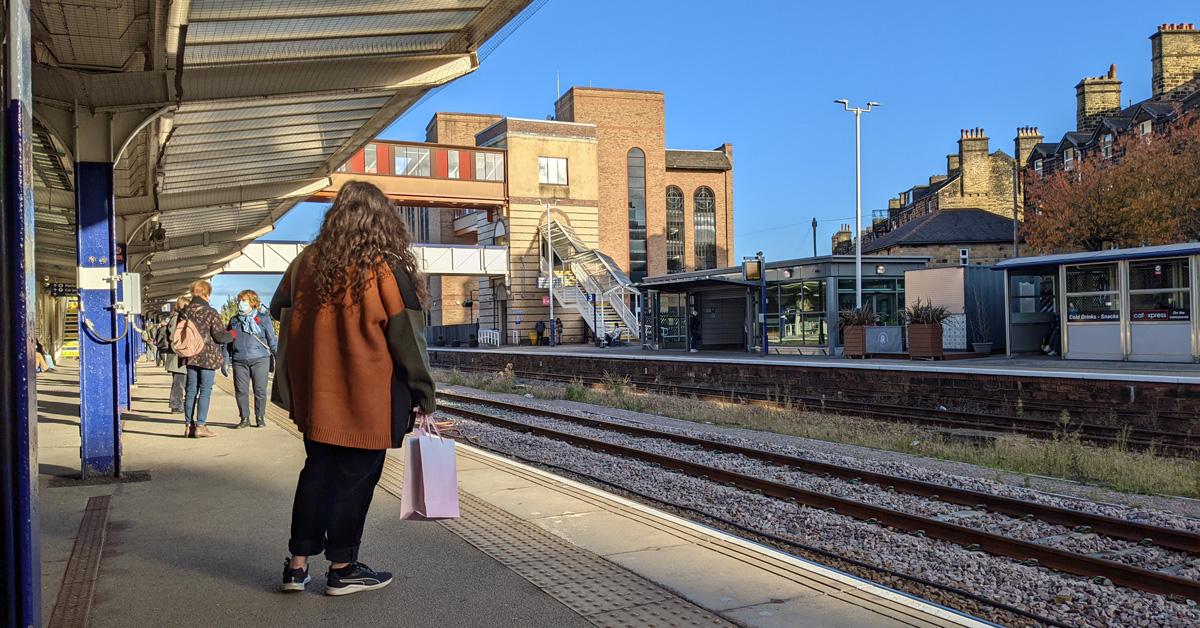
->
[843,325,868,358]
[908,324,944,359]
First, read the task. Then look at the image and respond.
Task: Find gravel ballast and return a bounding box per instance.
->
[448,415,1200,628]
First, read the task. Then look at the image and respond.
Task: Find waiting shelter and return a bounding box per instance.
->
[639,255,928,354]
[995,243,1200,362]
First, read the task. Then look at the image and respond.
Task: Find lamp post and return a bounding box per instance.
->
[542,199,555,346]
[834,99,880,310]
[811,217,818,258]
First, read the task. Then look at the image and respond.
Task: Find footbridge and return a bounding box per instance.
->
[223,241,509,277]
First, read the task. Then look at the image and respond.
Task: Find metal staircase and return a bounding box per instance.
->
[541,219,640,341]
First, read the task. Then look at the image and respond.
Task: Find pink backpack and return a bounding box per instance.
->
[171,315,205,358]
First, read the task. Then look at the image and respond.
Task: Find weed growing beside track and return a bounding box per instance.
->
[434,367,1200,499]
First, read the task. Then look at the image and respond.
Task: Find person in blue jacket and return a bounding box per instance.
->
[226,289,278,428]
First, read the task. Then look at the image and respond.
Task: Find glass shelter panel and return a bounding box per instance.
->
[1065,264,1119,322]
[1129,258,1190,321]
[768,281,827,346]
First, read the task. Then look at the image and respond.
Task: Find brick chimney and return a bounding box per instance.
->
[1013,126,1044,168]
[1075,64,1121,132]
[957,128,990,196]
[831,224,853,255]
[1152,23,1200,98]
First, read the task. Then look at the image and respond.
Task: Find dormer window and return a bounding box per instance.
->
[1033,159,1044,178]
[1101,134,1114,159]
[1062,148,1075,171]
[1139,120,1152,137]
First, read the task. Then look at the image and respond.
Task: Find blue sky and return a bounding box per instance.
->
[212,0,1197,304]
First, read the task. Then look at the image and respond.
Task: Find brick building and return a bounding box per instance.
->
[422,87,735,341]
[841,126,1025,268]
[1025,23,1200,178]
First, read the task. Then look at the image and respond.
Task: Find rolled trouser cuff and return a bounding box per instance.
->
[324,544,359,564]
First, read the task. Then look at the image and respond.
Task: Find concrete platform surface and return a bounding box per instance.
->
[38,358,989,627]
[38,361,588,628]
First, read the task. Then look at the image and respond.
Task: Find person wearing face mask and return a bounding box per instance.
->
[225,289,278,428]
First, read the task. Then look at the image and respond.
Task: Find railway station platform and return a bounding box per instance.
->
[37,360,986,628]
[433,344,1200,384]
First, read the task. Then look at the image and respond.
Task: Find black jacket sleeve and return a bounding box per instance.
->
[270,261,295,321]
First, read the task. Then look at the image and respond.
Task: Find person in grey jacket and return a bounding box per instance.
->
[160,296,191,412]
[226,289,278,428]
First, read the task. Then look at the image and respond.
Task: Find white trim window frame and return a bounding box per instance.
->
[538,156,568,185]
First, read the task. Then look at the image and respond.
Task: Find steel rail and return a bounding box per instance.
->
[438,391,1200,555]
[440,403,1200,601]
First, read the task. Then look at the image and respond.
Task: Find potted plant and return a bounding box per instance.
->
[970,289,993,354]
[838,306,876,358]
[904,299,950,360]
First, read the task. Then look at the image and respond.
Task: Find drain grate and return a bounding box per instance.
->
[47,494,111,628]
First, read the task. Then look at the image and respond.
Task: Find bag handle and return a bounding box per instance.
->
[413,413,442,439]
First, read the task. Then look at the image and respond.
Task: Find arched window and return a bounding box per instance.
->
[627,148,647,281]
[694,186,716,270]
[666,186,685,273]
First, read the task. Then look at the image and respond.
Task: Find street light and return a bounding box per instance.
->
[541,199,556,347]
[834,99,880,310]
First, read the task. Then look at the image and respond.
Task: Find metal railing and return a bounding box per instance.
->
[478,328,500,347]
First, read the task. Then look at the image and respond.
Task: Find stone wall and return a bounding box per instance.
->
[877,242,1015,268]
[429,349,1200,431]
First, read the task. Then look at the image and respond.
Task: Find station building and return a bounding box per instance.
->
[640,255,928,354]
[335,87,735,344]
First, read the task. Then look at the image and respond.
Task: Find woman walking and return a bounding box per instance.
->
[226,290,277,428]
[161,297,190,413]
[271,181,435,596]
[180,280,233,437]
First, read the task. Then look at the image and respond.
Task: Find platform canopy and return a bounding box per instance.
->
[30,0,536,300]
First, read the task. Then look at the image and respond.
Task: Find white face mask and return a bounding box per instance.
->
[238,300,252,314]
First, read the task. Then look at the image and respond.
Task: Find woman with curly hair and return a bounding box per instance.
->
[270,181,435,596]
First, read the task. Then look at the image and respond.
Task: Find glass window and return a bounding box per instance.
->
[770,280,828,346]
[538,156,568,185]
[1065,263,1116,293]
[1130,258,1191,322]
[1139,120,1152,136]
[447,151,460,179]
[1062,148,1075,171]
[694,186,717,270]
[393,147,430,177]
[627,148,647,281]
[666,186,685,273]
[364,144,377,174]
[475,152,504,181]
[1034,159,1043,177]
[1009,275,1056,314]
[836,277,904,326]
[1065,263,1119,322]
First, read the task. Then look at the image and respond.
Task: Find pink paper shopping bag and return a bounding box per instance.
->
[400,418,461,520]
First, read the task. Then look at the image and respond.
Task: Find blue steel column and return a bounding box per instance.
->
[115,247,129,409]
[76,162,121,478]
[1,0,40,624]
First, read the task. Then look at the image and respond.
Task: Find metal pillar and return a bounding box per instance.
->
[76,161,121,478]
[115,244,129,409]
[1,1,41,625]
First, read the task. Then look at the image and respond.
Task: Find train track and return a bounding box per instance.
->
[436,364,1200,456]
[437,391,1200,603]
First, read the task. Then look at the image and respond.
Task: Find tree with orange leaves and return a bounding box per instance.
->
[1023,111,1200,253]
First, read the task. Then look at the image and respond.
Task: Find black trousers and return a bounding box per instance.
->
[289,439,386,563]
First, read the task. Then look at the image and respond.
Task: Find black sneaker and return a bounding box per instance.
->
[281,559,311,592]
[325,562,393,596]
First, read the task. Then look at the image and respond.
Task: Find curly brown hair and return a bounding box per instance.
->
[309,181,428,308]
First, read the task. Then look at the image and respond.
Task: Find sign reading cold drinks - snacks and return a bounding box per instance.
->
[1067,311,1120,322]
